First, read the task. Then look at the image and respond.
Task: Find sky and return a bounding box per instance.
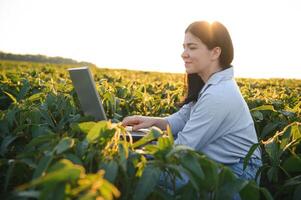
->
[0,0,301,78]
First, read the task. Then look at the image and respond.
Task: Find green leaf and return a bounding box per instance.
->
[267,166,278,183]
[26,133,56,149]
[7,108,17,127]
[265,137,281,166]
[38,109,55,128]
[64,153,83,165]
[75,139,89,157]
[252,111,263,121]
[239,181,260,200]
[70,121,96,134]
[259,187,274,200]
[0,135,18,156]
[101,160,119,183]
[98,176,121,200]
[133,166,161,200]
[132,127,162,149]
[283,155,301,173]
[39,182,66,200]
[174,184,198,200]
[280,126,292,150]
[260,122,280,139]
[149,185,173,200]
[31,124,52,138]
[293,101,301,112]
[22,159,83,190]
[175,166,200,192]
[180,152,204,181]
[198,157,219,191]
[4,159,15,192]
[19,158,37,168]
[0,119,9,134]
[279,123,301,153]
[157,136,172,150]
[86,121,109,143]
[118,142,128,172]
[243,143,260,170]
[32,154,53,180]
[16,79,30,101]
[28,92,44,102]
[55,137,75,154]
[166,145,194,158]
[3,91,17,103]
[251,105,276,112]
[283,175,301,187]
[291,123,301,141]
[143,144,160,155]
[216,167,248,200]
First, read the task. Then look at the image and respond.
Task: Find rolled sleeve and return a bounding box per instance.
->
[164,102,192,137]
[174,93,229,150]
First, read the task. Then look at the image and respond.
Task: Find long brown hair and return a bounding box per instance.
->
[181,21,234,106]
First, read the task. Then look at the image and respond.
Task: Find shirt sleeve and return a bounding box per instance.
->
[174,92,229,150]
[164,102,192,136]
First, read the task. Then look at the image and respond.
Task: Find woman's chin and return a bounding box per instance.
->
[185,68,195,74]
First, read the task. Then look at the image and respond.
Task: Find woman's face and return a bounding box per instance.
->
[181,32,213,74]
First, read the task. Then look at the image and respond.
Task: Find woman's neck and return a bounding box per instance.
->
[198,64,223,83]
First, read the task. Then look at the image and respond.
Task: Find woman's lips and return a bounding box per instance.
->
[185,62,192,67]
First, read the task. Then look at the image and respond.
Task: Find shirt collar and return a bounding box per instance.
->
[199,66,234,96]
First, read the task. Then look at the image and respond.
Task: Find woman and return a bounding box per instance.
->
[122,21,262,184]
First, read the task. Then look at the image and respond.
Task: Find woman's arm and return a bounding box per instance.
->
[121,116,169,131]
[164,102,192,136]
[174,92,229,150]
[122,103,192,133]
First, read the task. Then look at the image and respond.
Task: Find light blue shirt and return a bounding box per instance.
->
[165,67,261,164]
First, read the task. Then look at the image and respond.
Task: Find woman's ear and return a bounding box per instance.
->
[210,47,222,61]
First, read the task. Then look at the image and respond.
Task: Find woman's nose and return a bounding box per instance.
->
[181,50,189,59]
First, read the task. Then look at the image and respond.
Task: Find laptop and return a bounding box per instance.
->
[68,66,149,139]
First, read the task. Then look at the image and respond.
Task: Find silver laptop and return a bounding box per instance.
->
[68,66,149,138]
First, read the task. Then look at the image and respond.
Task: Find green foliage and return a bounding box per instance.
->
[1,60,301,199]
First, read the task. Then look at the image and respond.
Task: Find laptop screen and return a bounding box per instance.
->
[68,67,107,121]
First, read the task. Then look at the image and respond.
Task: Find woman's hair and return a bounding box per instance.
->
[181,21,234,106]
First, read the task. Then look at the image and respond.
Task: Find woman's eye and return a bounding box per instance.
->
[183,46,197,50]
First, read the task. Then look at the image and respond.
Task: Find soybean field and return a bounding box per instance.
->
[0,60,300,200]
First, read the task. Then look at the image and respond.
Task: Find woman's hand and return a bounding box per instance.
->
[121,115,155,131]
